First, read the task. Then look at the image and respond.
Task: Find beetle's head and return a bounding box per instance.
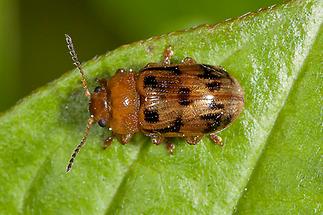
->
[65,34,113,172]
[89,79,111,128]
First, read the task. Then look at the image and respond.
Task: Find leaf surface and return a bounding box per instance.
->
[0,0,322,214]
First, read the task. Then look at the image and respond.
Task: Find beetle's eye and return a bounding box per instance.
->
[94,86,101,93]
[98,119,107,127]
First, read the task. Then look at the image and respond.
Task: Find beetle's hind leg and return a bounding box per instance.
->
[209,133,223,146]
[166,141,175,154]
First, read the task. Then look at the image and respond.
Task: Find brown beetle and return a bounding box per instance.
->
[65,34,244,172]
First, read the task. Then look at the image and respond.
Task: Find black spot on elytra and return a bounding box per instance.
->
[144,76,158,88]
[178,87,191,106]
[142,66,181,75]
[200,113,222,121]
[144,109,159,123]
[208,100,224,110]
[206,82,221,91]
[198,64,228,80]
[156,116,183,133]
[201,113,223,133]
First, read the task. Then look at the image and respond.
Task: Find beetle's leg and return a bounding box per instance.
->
[181,57,196,65]
[149,134,174,153]
[149,133,165,145]
[116,133,133,145]
[209,133,223,146]
[162,46,173,65]
[166,141,175,154]
[185,135,203,145]
[103,135,114,149]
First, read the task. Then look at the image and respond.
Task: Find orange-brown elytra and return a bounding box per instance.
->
[65,35,244,172]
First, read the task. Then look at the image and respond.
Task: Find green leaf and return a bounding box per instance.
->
[0,0,322,214]
[235,28,323,213]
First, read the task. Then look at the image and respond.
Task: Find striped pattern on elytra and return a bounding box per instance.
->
[137,63,240,136]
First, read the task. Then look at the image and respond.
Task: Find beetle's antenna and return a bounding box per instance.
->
[66,116,94,172]
[65,34,91,98]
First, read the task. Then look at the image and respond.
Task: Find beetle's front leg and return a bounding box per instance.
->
[103,135,114,149]
[116,133,133,145]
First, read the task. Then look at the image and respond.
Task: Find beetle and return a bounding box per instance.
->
[65,34,244,172]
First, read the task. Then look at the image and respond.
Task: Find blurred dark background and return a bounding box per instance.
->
[0,0,282,112]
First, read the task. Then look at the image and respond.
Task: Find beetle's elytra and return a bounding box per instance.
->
[65,34,244,172]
